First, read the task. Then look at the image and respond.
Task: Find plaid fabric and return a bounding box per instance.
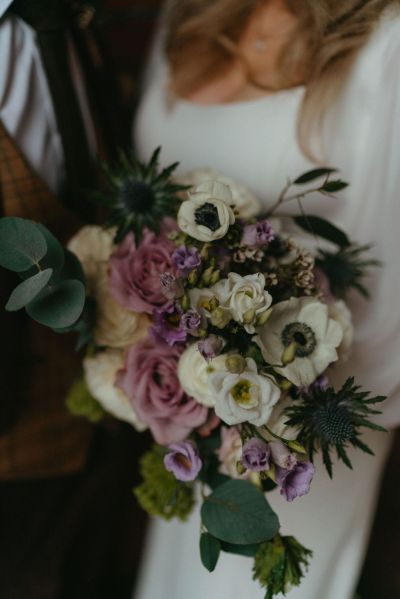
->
[0,119,92,480]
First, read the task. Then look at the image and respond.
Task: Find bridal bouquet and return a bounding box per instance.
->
[0,149,385,597]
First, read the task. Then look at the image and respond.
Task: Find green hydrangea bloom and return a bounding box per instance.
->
[65,378,106,423]
[253,535,312,599]
[134,446,195,521]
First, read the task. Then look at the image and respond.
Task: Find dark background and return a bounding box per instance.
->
[101,2,400,596]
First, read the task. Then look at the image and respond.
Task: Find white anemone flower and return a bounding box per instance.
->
[255,297,344,387]
[177,180,235,242]
[209,358,281,426]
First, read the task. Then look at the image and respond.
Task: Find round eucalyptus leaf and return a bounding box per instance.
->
[5,268,53,311]
[200,533,221,572]
[26,279,86,328]
[201,479,280,545]
[0,217,47,272]
[56,249,86,285]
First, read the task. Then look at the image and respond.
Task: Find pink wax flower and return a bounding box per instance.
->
[109,229,176,314]
[116,337,208,445]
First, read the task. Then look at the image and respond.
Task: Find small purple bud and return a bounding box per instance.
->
[164,440,202,482]
[269,440,297,470]
[198,335,225,360]
[160,272,184,300]
[241,220,275,248]
[172,246,202,276]
[276,461,315,502]
[241,438,270,472]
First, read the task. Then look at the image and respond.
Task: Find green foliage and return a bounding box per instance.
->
[200,533,221,572]
[93,147,188,243]
[316,244,379,299]
[294,168,337,185]
[65,378,105,423]
[220,541,260,557]
[201,479,279,545]
[253,535,313,599]
[293,215,350,248]
[285,377,386,478]
[0,217,47,271]
[6,268,53,311]
[0,217,87,330]
[134,446,195,521]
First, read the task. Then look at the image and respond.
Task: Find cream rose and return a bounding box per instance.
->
[328,300,354,362]
[84,349,146,430]
[175,169,260,219]
[68,225,115,294]
[177,180,235,242]
[177,344,227,407]
[255,296,344,387]
[209,358,281,426]
[212,272,272,333]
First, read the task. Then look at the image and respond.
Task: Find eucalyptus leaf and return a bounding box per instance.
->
[293,215,350,248]
[6,268,53,311]
[19,224,65,280]
[26,279,86,328]
[57,249,86,284]
[201,480,279,545]
[0,217,47,272]
[293,168,337,185]
[200,533,221,572]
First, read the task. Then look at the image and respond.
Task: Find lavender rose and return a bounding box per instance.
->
[109,229,176,314]
[276,461,315,502]
[242,220,275,248]
[241,438,270,472]
[116,337,208,445]
[164,440,202,481]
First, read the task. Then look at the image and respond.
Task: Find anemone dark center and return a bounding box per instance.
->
[281,322,317,358]
[120,179,155,213]
[194,202,221,231]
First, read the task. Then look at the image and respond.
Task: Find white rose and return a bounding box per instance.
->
[94,272,150,348]
[177,180,235,242]
[328,300,354,362]
[84,349,146,431]
[210,358,281,426]
[68,226,115,294]
[175,169,260,219]
[177,343,227,407]
[255,297,344,387]
[212,272,272,333]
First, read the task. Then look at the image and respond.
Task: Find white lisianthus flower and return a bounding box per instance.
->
[94,273,150,348]
[68,225,115,294]
[259,398,299,441]
[255,297,344,387]
[177,344,227,407]
[212,272,272,333]
[328,300,354,362]
[177,180,235,242]
[175,169,260,219]
[84,349,146,430]
[209,358,281,426]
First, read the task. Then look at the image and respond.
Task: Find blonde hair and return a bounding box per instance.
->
[165,0,400,155]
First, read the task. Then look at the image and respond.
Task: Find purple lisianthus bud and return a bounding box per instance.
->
[181,309,203,335]
[269,440,297,470]
[198,335,225,360]
[151,302,187,346]
[299,374,330,397]
[242,220,275,248]
[241,438,270,472]
[172,246,202,276]
[160,272,184,300]
[276,461,315,502]
[164,440,202,482]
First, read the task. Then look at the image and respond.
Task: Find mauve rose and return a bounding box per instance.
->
[276,461,315,502]
[116,337,208,444]
[109,229,176,314]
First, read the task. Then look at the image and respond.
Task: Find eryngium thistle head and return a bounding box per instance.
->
[285,377,386,477]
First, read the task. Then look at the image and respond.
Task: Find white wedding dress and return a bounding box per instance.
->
[133,7,400,599]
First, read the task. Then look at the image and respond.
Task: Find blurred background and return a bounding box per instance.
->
[101,2,400,596]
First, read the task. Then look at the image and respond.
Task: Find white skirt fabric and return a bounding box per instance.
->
[134,430,393,599]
